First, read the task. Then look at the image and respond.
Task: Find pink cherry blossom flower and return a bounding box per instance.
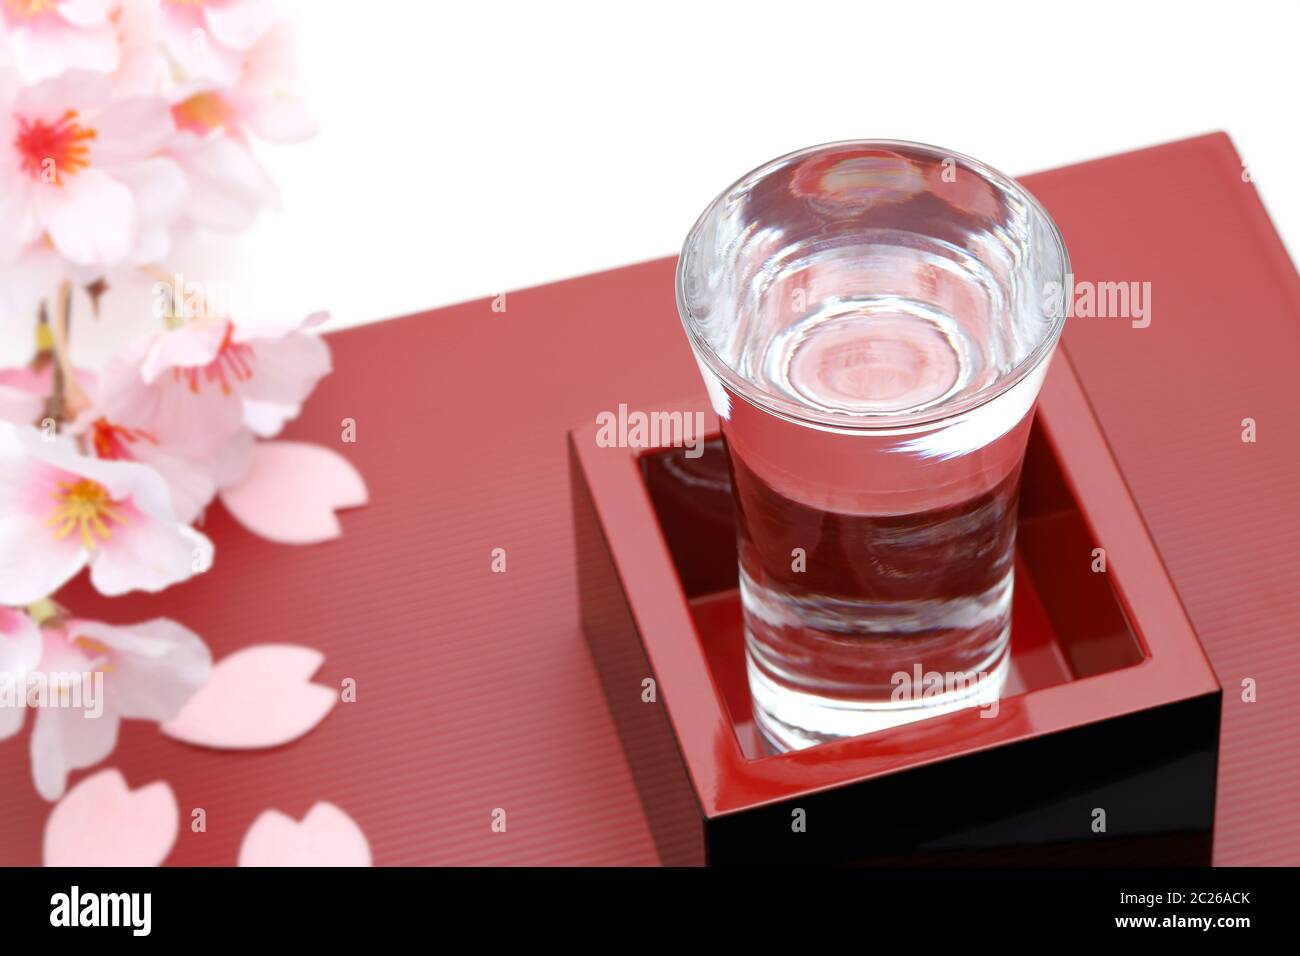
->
[0,68,187,269]
[0,0,120,85]
[0,606,42,749]
[171,21,314,144]
[167,22,314,231]
[159,0,280,87]
[0,364,53,424]
[166,124,274,231]
[0,608,41,686]
[0,362,98,425]
[134,310,331,439]
[71,409,242,525]
[0,421,214,605]
[112,0,168,97]
[0,614,210,800]
[0,242,73,343]
[48,310,329,522]
[66,338,251,522]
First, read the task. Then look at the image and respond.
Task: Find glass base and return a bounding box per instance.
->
[748,643,1009,753]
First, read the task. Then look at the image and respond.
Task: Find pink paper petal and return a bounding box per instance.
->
[238,802,371,867]
[219,441,367,544]
[43,769,178,867]
[161,644,335,749]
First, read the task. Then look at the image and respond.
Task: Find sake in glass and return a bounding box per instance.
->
[676,141,1070,752]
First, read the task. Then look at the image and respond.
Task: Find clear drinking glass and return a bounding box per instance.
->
[676,141,1070,752]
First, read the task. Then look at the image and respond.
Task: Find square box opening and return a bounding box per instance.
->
[638,423,1146,761]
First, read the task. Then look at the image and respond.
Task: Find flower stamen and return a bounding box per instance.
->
[172,91,233,135]
[173,322,256,395]
[91,418,158,461]
[3,1,58,20]
[72,634,115,674]
[46,479,127,549]
[14,109,96,184]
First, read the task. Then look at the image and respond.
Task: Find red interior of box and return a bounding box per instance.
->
[640,418,1144,761]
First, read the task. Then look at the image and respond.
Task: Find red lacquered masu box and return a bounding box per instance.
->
[571,352,1222,866]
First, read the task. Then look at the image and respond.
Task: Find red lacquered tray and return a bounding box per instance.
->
[0,131,1295,865]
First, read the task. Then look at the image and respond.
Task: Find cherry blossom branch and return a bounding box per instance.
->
[38,300,61,426]
[45,282,89,424]
[26,597,65,627]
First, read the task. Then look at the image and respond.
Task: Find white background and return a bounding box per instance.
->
[68,0,1300,356]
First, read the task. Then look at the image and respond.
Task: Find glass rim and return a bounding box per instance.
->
[675,138,1072,432]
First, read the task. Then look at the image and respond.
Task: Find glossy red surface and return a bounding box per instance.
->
[571,350,1220,818]
[0,131,1290,865]
[1041,134,1300,865]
